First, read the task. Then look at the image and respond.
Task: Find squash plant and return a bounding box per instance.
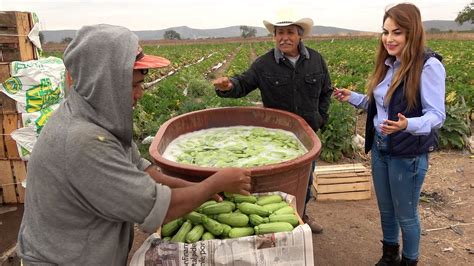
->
[318,99,357,162]
[439,97,471,149]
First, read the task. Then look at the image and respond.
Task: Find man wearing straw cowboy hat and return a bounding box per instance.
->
[213,11,332,234]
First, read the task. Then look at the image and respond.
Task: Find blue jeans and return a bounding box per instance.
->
[371,132,428,260]
[304,160,316,215]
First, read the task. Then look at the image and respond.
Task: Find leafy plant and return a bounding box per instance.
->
[439,98,471,149]
[455,2,473,25]
[318,100,357,162]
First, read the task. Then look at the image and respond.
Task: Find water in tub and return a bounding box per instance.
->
[163,126,308,167]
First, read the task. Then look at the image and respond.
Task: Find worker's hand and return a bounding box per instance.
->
[208,168,251,196]
[148,166,224,201]
[212,194,224,202]
[212,77,233,92]
[333,87,351,102]
[380,113,408,135]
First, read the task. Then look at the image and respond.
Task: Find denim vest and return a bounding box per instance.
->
[365,51,443,157]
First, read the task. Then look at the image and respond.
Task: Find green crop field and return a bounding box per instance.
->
[43,37,473,160]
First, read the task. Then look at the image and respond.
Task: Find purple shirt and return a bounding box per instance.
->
[349,57,446,135]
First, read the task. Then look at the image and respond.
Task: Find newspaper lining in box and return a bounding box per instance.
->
[131,191,314,266]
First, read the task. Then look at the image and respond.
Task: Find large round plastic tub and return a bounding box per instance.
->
[150,107,321,216]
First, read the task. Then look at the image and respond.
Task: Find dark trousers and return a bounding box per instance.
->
[303,160,317,215]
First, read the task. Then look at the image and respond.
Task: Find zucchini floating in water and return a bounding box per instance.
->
[163,126,307,167]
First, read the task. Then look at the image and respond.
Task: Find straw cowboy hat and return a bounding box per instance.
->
[263,15,314,38]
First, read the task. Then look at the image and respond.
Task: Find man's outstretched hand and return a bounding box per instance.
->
[212,77,233,92]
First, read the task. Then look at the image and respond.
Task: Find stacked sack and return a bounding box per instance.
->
[0,57,65,160]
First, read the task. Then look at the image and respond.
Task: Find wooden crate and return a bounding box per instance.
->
[0,111,28,204]
[0,11,38,115]
[0,64,17,116]
[0,159,26,204]
[0,160,17,203]
[313,163,372,201]
[0,112,27,203]
[0,11,37,62]
[0,11,37,204]
[0,94,28,204]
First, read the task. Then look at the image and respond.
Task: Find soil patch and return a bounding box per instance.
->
[208,45,241,79]
[311,150,473,265]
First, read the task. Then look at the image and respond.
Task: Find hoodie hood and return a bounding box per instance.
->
[63,24,137,148]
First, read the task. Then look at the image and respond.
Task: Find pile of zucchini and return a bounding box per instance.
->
[161,193,300,243]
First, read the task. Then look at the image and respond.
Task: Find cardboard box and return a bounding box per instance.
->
[131,192,314,266]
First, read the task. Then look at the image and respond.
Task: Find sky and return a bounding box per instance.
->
[1,0,470,32]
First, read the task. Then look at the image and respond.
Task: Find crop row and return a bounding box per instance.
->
[42,38,473,157]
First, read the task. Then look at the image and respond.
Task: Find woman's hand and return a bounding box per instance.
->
[333,88,351,102]
[380,113,408,135]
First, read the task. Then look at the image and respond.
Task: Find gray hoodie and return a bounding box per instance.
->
[17,25,171,265]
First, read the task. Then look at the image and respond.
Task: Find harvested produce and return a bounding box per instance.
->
[268,214,299,226]
[170,220,192,242]
[238,202,271,217]
[161,218,184,237]
[272,206,296,215]
[254,222,294,234]
[200,202,233,215]
[161,193,299,243]
[163,126,307,167]
[202,216,224,236]
[216,213,249,227]
[256,194,283,205]
[229,227,254,238]
[186,224,205,243]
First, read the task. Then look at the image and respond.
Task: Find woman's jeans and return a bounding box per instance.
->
[371,132,428,260]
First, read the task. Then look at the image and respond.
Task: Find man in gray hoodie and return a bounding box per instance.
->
[17,24,251,265]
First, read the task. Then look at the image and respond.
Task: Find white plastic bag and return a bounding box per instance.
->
[0,57,65,113]
[11,126,36,161]
[21,103,60,134]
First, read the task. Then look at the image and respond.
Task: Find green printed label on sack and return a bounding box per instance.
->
[21,104,60,135]
[34,106,55,133]
[12,57,63,75]
[13,61,45,73]
[20,146,30,157]
[3,77,23,94]
[25,78,61,113]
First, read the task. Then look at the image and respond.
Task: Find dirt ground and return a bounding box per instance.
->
[310,150,473,266]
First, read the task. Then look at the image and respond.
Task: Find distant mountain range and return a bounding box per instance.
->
[42,20,473,43]
[423,20,473,31]
[42,25,361,43]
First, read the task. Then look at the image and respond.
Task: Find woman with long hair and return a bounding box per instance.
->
[334,3,446,265]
